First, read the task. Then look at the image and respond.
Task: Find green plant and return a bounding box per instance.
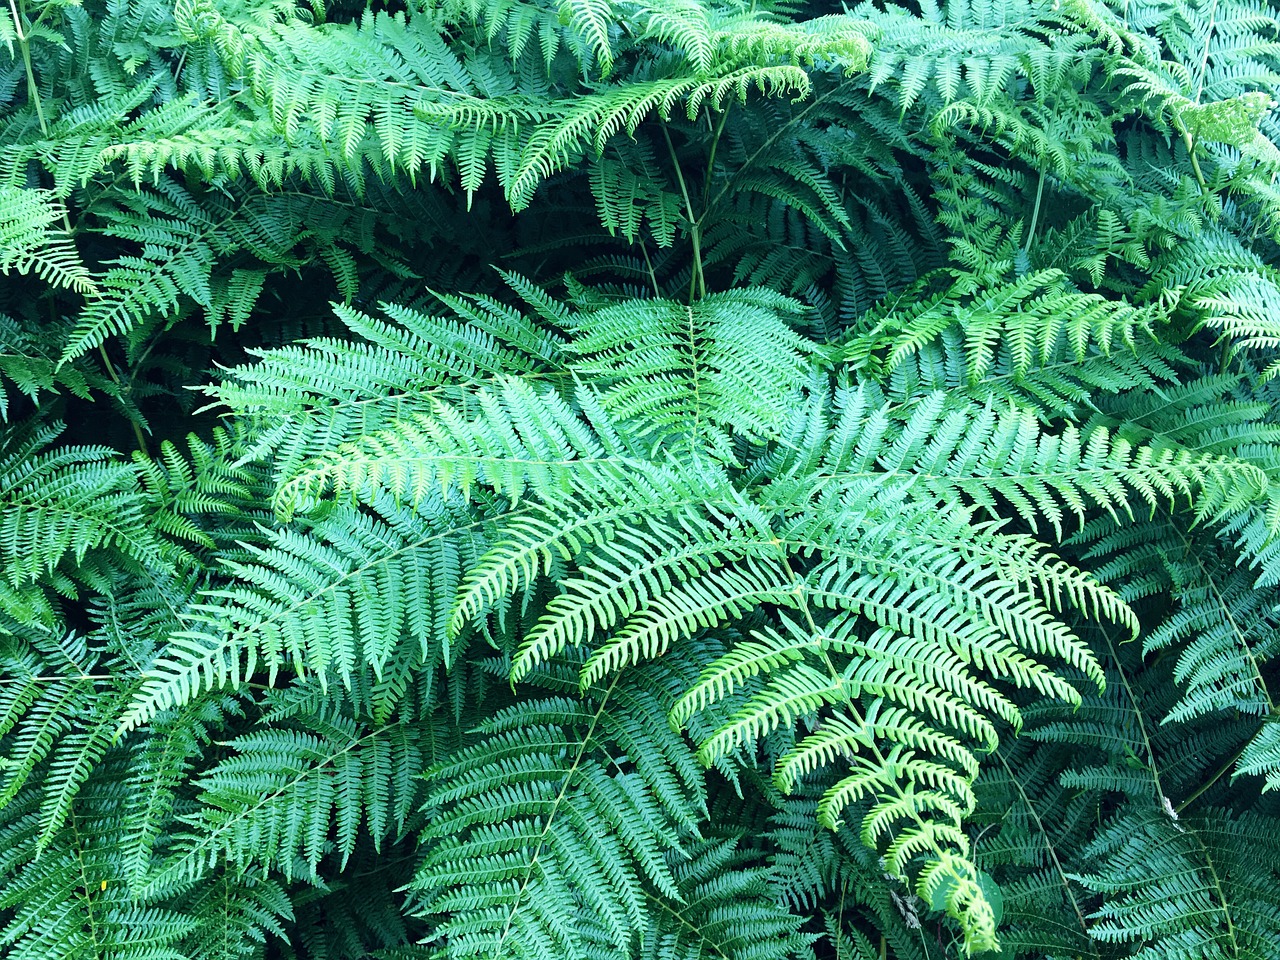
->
[4,0,1280,956]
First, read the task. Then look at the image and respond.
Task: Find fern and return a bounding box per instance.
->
[7,0,1280,955]
[148,710,430,889]
[0,185,96,295]
[0,422,164,588]
[199,270,1277,953]
[123,493,480,730]
[409,656,713,960]
[1074,809,1280,959]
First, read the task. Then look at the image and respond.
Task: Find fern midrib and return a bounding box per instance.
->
[992,750,1097,955]
[1101,630,1168,809]
[217,509,507,658]
[146,719,405,894]
[452,492,750,632]
[66,811,104,956]
[489,671,622,958]
[700,83,847,223]
[1184,822,1240,955]
[777,532,1080,626]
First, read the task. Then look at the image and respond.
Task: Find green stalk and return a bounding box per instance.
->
[1023,169,1045,254]
[14,1,143,453]
[661,122,706,302]
[11,0,49,134]
[11,0,71,236]
[1180,123,1208,191]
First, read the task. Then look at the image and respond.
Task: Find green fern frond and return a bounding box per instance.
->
[411,660,706,960]
[0,424,164,588]
[0,186,97,295]
[565,286,817,455]
[1073,809,1280,959]
[121,493,478,731]
[845,269,1163,384]
[276,376,612,514]
[147,713,428,889]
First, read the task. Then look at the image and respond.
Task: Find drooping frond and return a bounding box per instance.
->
[0,185,96,295]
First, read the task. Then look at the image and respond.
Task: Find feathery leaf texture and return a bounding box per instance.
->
[4,0,1280,955]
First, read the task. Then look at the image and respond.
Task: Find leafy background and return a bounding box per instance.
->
[3,0,1280,956]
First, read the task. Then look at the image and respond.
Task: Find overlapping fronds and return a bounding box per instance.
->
[6,0,1280,955]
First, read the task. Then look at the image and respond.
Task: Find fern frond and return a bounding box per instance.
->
[0,186,96,295]
[1074,809,1280,959]
[411,660,706,960]
[0,423,164,588]
[146,713,427,889]
[845,269,1163,384]
[121,493,479,731]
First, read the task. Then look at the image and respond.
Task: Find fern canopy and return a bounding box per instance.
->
[4,0,1280,955]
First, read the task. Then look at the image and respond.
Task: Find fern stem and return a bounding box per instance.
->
[1170,0,1214,199]
[702,87,841,221]
[143,722,402,896]
[1178,124,1208,191]
[641,887,732,960]
[10,0,48,135]
[701,105,731,204]
[66,813,104,954]
[638,239,661,298]
[1193,0,1219,104]
[1186,822,1240,955]
[25,673,114,682]
[1022,170,1045,254]
[10,0,71,235]
[1103,630,1167,808]
[661,123,706,301]
[1180,534,1276,714]
[994,751,1096,952]
[1175,739,1248,814]
[97,344,149,455]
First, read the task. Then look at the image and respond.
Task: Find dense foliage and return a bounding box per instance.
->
[3,0,1280,955]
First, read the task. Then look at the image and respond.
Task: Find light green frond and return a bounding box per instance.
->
[0,186,97,295]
